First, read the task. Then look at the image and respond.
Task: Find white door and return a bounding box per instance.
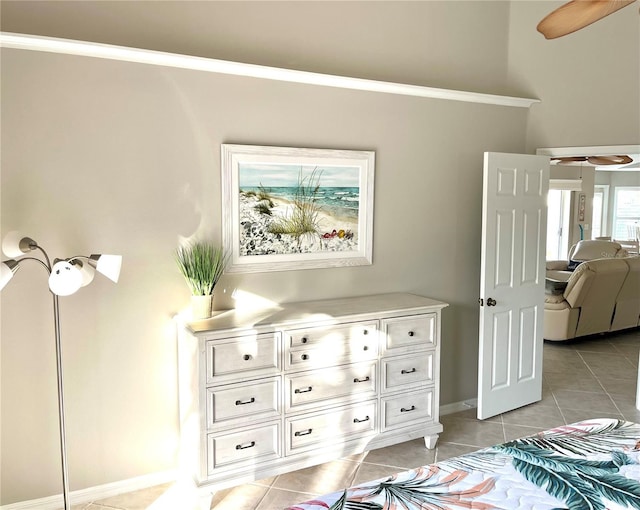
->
[477,152,549,420]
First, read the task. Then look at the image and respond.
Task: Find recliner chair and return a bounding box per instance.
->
[544,258,630,341]
[611,256,640,331]
[546,239,629,277]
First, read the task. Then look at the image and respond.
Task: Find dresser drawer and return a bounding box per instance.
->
[206,332,280,384]
[286,321,377,348]
[286,400,377,455]
[286,362,377,411]
[381,353,434,394]
[207,421,281,473]
[285,322,378,371]
[381,314,436,353]
[381,389,434,431]
[206,377,281,428]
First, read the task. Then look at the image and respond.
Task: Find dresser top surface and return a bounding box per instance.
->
[184,293,448,334]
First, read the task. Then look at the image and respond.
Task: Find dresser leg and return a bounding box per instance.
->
[198,491,213,510]
[424,434,439,449]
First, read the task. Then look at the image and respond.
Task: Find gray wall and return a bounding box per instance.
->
[1,0,638,504]
[507,1,640,149]
[1,49,527,504]
[0,1,513,95]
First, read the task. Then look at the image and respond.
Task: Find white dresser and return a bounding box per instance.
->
[177,293,448,491]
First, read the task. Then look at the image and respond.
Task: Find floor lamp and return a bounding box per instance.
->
[0,232,122,510]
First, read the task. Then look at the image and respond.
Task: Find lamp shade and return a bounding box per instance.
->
[2,231,35,258]
[48,260,83,296]
[75,260,95,287]
[89,254,122,283]
[0,260,19,291]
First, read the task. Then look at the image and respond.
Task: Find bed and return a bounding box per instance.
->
[285,418,640,510]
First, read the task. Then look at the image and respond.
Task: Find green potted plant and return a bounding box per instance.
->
[175,241,227,319]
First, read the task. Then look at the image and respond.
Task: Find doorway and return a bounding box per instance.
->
[538,145,640,246]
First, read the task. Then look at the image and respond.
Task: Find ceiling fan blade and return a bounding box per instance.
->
[551,156,588,162]
[587,155,633,165]
[537,0,637,39]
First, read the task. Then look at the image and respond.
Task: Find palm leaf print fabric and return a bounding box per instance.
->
[286,419,640,510]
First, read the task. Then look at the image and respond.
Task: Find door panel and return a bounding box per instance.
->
[478,152,549,420]
[518,306,536,380]
[522,210,542,283]
[495,210,515,287]
[491,310,511,389]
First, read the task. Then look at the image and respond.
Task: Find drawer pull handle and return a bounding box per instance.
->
[294,386,313,394]
[243,354,252,361]
[301,354,309,360]
[301,337,308,344]
[408,331,415,337]
[353,376,370,383]
[401,405,416,413]
[235,397,256,406]
[363,345,369,351]
[353,416,370,423]
[363,329,369,335]
[401,368,417,374]
[294,428,313,437]
[235,441,255,450]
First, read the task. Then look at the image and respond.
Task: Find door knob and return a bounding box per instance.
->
[487,298,497,306]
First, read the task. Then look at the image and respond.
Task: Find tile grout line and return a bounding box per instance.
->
[547,349,572,425]
[252,485,271,510]
[575,347,629,418]
[344,457,361,490]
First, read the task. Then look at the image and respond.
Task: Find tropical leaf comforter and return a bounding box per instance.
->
[285,419,640,510]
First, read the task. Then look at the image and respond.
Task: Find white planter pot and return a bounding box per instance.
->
[191,294,212,319]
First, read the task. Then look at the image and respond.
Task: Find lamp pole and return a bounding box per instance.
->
[2,254,71,509]
[52,293,71,510]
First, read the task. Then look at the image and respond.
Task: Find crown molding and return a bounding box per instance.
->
[1,32,540,108]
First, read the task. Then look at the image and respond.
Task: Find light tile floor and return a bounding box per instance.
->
[64,329,640,510]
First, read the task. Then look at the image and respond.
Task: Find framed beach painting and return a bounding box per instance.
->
[221,144,375,273]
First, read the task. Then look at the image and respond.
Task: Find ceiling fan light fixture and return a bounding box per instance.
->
[551,154,636,167]
[537,0,637,39]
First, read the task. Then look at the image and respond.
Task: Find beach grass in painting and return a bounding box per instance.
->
[267,168,323,240]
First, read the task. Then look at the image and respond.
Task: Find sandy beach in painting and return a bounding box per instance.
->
[238,192,359,256]
[271,197,358,235]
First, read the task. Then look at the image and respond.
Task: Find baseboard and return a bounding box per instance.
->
[0,470,176,510]
[440,398,477,416]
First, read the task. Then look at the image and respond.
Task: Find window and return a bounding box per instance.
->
[547,189,571,260]
[612,186,640,240]
[592,185,609,238]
